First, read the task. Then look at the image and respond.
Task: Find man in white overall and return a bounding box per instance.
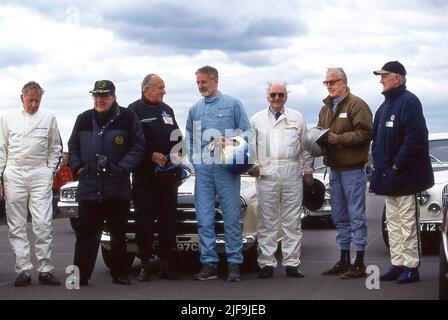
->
[0,81,63,287]
[251,83,313,278]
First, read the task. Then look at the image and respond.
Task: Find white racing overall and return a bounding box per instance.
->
[251,107,312,268]
[0,109,62,274]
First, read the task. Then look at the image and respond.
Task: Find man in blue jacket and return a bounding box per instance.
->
[68,80,145,286]
[370,61,434,284]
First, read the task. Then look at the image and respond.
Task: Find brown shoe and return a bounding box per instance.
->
[321,262,349,276]
[340,265,366,279]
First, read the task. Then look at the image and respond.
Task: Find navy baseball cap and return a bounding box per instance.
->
[373,61,407,76]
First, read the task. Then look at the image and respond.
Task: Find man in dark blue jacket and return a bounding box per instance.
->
[128,74,183,281]
[370,61,434,284]
[68,80,145,286]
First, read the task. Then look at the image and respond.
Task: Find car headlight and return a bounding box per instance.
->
[61,187,77,201]
[417,190,430,205]
[427,203,441,216]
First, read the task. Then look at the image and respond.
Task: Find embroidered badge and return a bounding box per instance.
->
[115,135,124,145]
[391,115,395,121]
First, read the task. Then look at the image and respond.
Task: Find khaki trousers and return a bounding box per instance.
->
[385,195,421,268]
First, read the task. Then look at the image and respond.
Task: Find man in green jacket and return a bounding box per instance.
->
[318,68,372,279]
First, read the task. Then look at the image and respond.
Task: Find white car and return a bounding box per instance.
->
[439,183,448,300]
[58,158,331,271]
[381,132,448,248]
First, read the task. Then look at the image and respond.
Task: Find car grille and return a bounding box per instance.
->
[443,184,448,209]
[104,197,226,236]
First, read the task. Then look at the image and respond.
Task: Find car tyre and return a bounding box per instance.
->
[241,242,259,273]
[101,245,135,270]
[439,239,448,300]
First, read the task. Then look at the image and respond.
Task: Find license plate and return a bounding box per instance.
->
[420,223,440,232]
[176,242,199,252]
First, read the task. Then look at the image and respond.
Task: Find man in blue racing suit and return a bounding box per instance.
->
[186,66,251,282]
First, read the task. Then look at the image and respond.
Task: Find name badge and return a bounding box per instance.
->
[339,112,347,118]
[163,116,174,125]
[386,121,394,128]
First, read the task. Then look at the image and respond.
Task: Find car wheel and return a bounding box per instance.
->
[439,239,448,300]
[100,245,135,270]
[381,206,390,249]
[69,217,80,232]
[242,242,259,272]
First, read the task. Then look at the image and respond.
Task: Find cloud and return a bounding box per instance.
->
[2,0,307,55]
[0,0,446,149]
[0,49,40,68]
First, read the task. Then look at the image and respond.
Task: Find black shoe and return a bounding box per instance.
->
[112,276,131,285]
[38,272,61,286]
[14,272,31,287]
[80,278,89,287]
[286,266,305,278]
[259,266,274,279]
[227,263,241,282]
[137,265,151,282]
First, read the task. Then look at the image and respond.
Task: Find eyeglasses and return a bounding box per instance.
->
[322,79,343,86]
[269,92,285,99]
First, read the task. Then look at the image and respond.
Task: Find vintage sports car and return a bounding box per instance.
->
[58,158,331,270]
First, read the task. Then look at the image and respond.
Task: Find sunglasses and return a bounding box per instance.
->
[269,92,285,99]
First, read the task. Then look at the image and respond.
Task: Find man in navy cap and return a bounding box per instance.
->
[68,80,145,286]
[370,61,434,284]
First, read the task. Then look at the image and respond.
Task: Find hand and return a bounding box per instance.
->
[303,173,314,186]
[253,166,262,177]
[327,133,338,145]
[152,152,168,167]
[76,167,84,175]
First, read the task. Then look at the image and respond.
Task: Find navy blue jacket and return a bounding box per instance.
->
[370,85,434,196]
[128,96,182,180]
[68,103,145,201]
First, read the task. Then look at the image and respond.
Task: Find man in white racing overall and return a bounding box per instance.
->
[251,83,313,279]
[0,81,63,287]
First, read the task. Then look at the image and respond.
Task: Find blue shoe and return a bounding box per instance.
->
[396,267,419,284]
[227,263,241,282]
[380,265,404,281]
[194,263,218,281]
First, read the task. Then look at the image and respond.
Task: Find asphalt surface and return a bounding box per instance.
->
[0,191,440,301]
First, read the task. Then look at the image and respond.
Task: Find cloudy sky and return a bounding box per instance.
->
[0,0,447,148]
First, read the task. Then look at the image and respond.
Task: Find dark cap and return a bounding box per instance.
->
[90,80,115,95]
[373,61,407,76]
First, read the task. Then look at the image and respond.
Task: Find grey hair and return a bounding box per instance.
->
[390,73,407,85]
[21,81,44,96]
[195,65,219,80]
[327,67,347,82]
[266,82,289,95]
[141,73,157,93]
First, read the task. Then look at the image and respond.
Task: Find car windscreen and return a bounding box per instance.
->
[429,139,448,164]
